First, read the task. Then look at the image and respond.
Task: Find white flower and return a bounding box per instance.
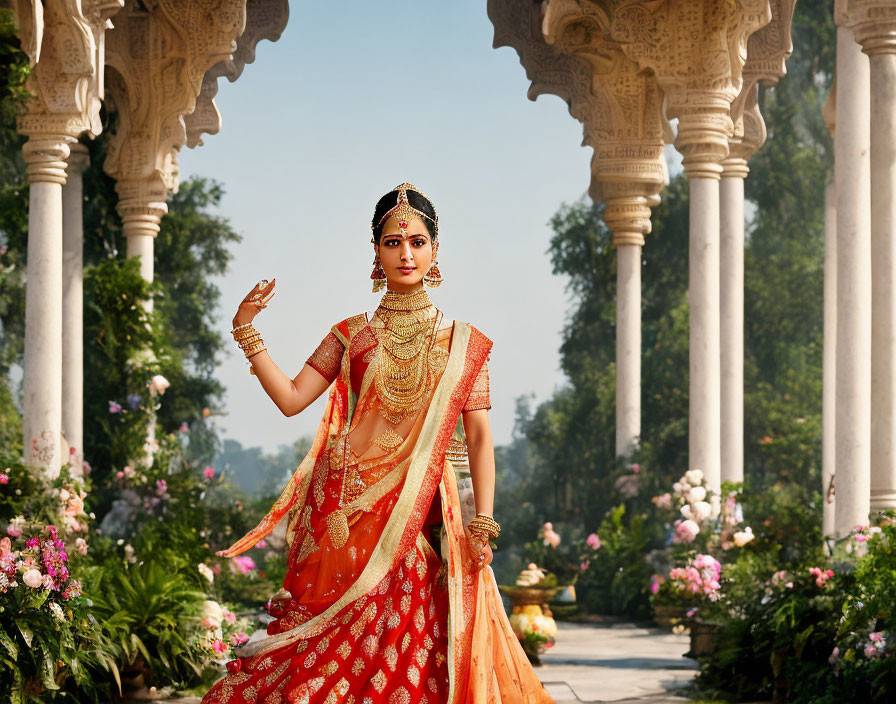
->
[201,600,224,629]
[198,563,215,583]
[49,602,66,621]
[693,501,713,522]
[148,374,170,396]
[689,486,707,502]
[680,505,694,520]
[685,469,704,486]
[733,526,755,547]
[22,569,42,588]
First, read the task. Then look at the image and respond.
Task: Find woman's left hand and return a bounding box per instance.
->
[467,532,493,571]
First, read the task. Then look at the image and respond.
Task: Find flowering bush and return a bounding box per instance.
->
[669,554,722,602]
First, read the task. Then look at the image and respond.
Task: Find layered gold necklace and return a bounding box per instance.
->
[373,288,440,425]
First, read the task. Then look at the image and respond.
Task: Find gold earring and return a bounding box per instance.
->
[370,254,386,292]
[424,258,443,288]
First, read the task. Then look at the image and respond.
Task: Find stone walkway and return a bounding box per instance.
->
[537,621,697,703]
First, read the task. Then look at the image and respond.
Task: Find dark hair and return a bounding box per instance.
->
[370,188,438,244]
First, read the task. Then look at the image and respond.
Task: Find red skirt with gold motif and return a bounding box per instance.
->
[202,530,449,704]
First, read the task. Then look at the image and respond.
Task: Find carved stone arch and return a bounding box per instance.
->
[185,0,290,148]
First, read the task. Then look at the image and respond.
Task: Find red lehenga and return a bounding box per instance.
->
[203,307,554,704]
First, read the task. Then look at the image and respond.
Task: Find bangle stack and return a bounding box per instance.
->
[231,322,267,374]
[468,513,500,541]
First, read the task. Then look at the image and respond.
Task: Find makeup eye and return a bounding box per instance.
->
[412,238,427,247]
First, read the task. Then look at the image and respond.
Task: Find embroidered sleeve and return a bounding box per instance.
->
[463,358,491,412]
[305,332,344,384]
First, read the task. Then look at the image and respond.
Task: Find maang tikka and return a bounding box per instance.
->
[370,182,444,290]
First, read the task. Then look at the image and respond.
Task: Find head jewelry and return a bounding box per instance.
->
[371,182,439,241]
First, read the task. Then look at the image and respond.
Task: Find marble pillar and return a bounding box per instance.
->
[720,157,748,486]
[834,23,871,536]
[823,177,837,537]
[22,137,72,477]
[615,239,642,456]
[61,143,89,472]
[864,36,896,513]
[688,174,723,493]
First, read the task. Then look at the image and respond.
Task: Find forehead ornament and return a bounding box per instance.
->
[373,182,438,240]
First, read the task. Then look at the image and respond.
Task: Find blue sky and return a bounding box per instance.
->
[177,2,597,451]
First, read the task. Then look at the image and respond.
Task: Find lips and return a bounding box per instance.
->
[397,267,416,274]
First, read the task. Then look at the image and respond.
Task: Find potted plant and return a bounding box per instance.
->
[500,564,559,664]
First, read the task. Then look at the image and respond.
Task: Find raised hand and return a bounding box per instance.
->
[233,278,276,328]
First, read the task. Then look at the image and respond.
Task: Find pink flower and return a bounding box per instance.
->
[108,401,122,414]
[579,560,590,571]
[25,537,38,549]
[6,525,21,539]
[211,640,228,654]
[203,466,215,480]
[116,471,124,478]
[586,533,601,550]
[0,474,7,484]
[75,538,88,555]
[180,422,189,432]
[674,519,700,543]
[809,567,834,587]
[256,539,268,549]
[232,556,256,575]
[230,632,249,646]
[652,493,672,509]
[829,647,840,664]
[223,608,236,625]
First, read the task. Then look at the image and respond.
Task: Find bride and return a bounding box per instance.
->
[202,183,554,703]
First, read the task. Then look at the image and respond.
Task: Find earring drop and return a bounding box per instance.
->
[370,254,387,292]
[424,259,443,288]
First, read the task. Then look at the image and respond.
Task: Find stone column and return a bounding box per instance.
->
[824,175,838,536]
[685,152,725,493]
[22,138,72,477]
[605,197,658,456]
[61,143,89,471]
[720,156,747,486]
[851,2,896,514]
[833,17,872,535]
[822,82,837,537]
[117,180,168,291]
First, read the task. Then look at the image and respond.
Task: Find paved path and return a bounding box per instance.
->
[537,621,697,703]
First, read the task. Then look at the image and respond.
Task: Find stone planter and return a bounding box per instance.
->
[687,620,721,658]
[652,603,689,629]
[499,586,559,664]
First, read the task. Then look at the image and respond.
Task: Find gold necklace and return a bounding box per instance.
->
[373,289,439,424]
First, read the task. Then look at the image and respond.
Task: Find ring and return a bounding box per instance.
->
[256,279,269,288]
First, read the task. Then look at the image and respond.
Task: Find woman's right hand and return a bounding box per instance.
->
[233,278,276,328]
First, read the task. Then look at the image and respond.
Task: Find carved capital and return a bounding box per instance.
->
[104,0,247,193]
[13,0,122,141]
[116,177,169,240]
[66,141,91,176]
[848,1,896,55]
[185,0,289,148]
[726,82,767,168]
[489,0,664,236]
[22,135,73,184]
[607,0,772,177]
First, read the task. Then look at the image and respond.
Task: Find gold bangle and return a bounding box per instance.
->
[468,514,500,540]
[237,337,263,350]
[245,343,266,358]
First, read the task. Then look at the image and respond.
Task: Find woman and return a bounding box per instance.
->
[203,183,554,703]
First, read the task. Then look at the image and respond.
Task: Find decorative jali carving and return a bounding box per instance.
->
[103,0,247,235]
[488,0,665,245]
[185,0,290,148]
[607,0,772,176]
[727,0,794,168]
[13,0,122,147]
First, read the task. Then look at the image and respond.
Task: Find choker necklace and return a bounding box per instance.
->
[378,288,434,312]
[374,288,440,424]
